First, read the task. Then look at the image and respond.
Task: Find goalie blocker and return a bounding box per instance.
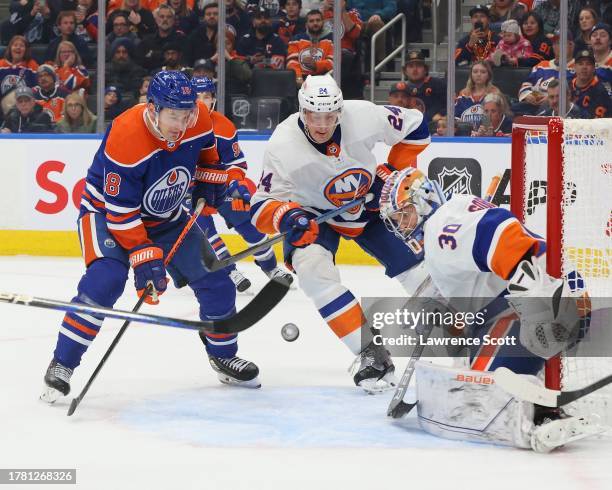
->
[415,362,607,453]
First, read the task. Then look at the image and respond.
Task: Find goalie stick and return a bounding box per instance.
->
[387,174,502,419]
[494,367,612,408]
[202,195,371,272]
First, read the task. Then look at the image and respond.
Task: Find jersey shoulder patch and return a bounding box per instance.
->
[105,105,161,167]
[211,110,237,140]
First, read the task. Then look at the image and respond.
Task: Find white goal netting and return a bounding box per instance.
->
[520,118,612,426]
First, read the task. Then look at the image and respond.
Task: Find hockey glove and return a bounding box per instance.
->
[227,178,256,212]
[193,165,228,216]
[129,244,168,305]
[279,208,319,248]
[366,163,397,212]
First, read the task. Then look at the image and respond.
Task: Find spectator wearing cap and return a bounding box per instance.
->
[45,11,91,67]
[1,0,52,45]
[56,91,97,133]
[0,35,39,101]
[104,86,124,121]
[488,19,533,66]
[347,1,397,66]
[236,7,287,70]
[1,85,54,133]
[519,11,554,67]
[167,0,199,36]
[455,5,501,65]
[471,92,513,137]
[537,78,589,118]
[106,38,146,98]
[33,64,70,122]
[515,29,575,116]
[402,50,446,122]
[387,81,411,108]
[106,11,140,53]
[590,23,612,86]
[455,60,502,130]
[192,58,217,79]
[488,0,528,33]
[185,2,220,67]
[571,47,612,118]
[278,0,306,45]
[136,4,186,72]
[287,10,334,85]
[107,1,156,40]
[157,42,191,76]
[574,7,599,51]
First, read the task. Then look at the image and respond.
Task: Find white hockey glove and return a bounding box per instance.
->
[506,257,582,359]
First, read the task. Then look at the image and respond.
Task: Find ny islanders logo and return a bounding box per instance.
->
[144,167,190,215]
[324,169,372,212]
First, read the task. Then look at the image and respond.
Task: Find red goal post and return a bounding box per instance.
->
[511,116,612,423]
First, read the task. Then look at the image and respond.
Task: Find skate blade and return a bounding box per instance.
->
[531,414,608,453]
[40,386,64,404]
[217,373,261,389]
[358,372,398,395]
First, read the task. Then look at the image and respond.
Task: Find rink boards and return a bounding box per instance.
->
[0,134,510,263]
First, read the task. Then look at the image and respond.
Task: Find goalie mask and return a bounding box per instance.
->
[380,168,446,243]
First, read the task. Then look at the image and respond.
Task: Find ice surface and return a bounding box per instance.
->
[0,257,610,490]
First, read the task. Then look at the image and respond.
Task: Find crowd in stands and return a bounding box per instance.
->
[0,0,609,135]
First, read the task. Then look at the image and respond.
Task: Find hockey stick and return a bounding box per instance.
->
[67,199,206,415]
[387,275,433,418]
[494,367,612,408]
[202,196,370,272]
[0,279,288,336]
[387,174,502,419]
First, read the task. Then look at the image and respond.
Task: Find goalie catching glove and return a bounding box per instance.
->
[129,244,168,305]
[506,257,587,359]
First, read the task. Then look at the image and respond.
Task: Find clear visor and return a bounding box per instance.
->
[303,109,340,130]
[382,203,420,241]
[154,105,198,142]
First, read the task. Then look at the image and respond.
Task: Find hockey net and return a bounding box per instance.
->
[511,116,612,426]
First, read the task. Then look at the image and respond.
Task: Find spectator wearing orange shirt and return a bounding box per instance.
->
[52,40,91,92]
[287,9,334,86]
[33,64,70,122]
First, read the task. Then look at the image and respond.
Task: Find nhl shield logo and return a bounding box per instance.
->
[436,167,473,195]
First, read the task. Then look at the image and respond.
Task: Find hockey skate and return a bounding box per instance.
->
[350,341,397,394]
[40,359,73,404]
[208,355,261,389]
[263,266,295,290]
[229,269,252,293]
[531,412,608,453]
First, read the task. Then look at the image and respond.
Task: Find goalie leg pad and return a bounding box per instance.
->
[292,244,367,354]
[415,361,535,449]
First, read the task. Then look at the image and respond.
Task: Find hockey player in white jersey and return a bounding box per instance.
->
[250,74,431,392]
[379,167,605,452]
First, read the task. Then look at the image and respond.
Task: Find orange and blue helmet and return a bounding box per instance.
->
[379,167,446,243]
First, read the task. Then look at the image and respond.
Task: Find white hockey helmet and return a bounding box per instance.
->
[298,74,343,124]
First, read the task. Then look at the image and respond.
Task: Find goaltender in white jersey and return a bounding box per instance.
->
[380,168,606,452]
[250,74,430,392]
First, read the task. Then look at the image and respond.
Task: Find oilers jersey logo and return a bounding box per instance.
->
[323,169,372,212]
[143,166,190,215]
